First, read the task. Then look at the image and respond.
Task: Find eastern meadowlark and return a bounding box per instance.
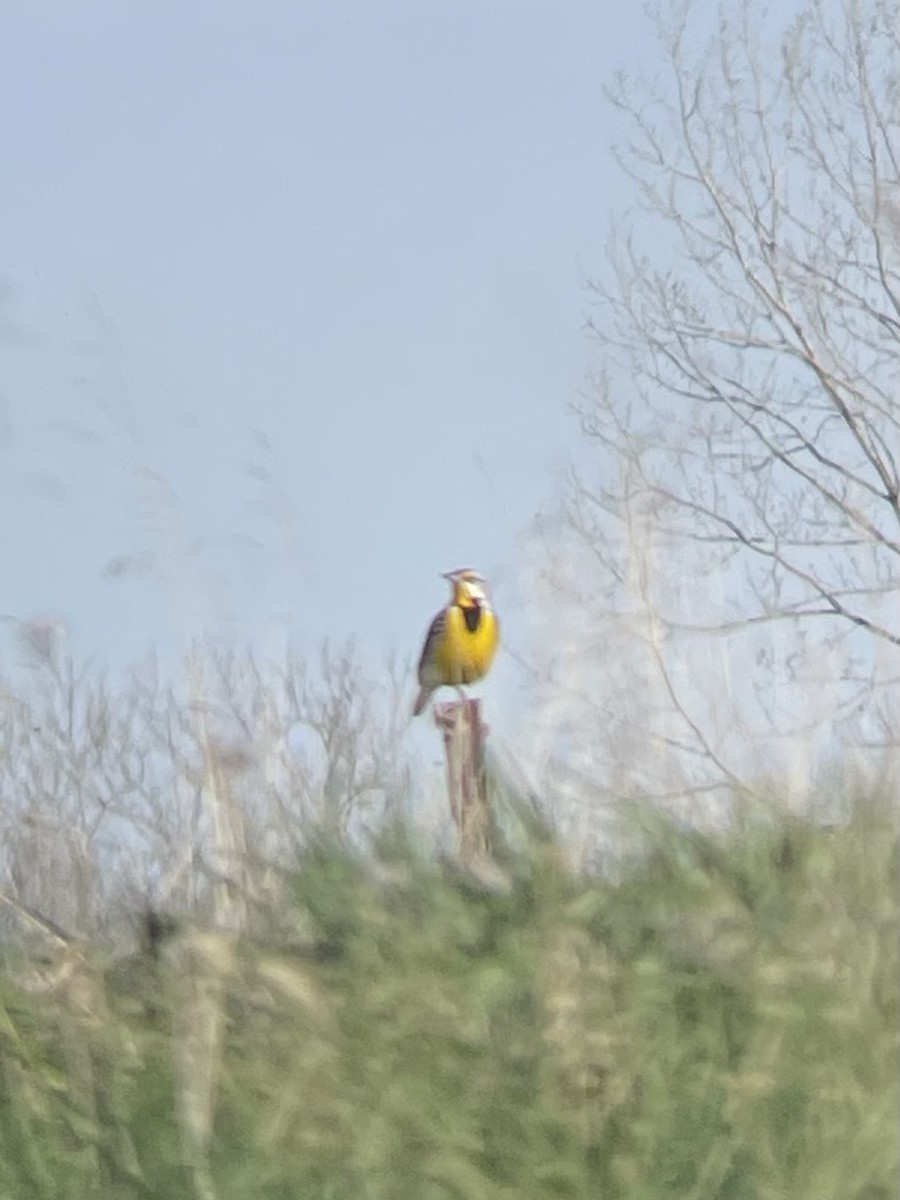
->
[413,568,500,716]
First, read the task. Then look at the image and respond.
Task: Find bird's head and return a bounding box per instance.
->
[443,567,489,608]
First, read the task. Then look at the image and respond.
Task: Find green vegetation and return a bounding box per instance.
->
[0,793,895,1200]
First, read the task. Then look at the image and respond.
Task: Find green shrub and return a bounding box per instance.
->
[0,792,894,1200]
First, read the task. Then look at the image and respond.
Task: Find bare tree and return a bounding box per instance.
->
[0,634,409,944]
[524,0,899,827]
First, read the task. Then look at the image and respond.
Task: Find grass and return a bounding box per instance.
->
[0,790,895,1199]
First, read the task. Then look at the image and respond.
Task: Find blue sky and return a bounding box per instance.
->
[1,1,648,687]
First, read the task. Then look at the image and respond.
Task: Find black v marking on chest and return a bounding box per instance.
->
[463,604,482,633]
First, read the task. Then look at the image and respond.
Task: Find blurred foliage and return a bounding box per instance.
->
[0,791,895,1200]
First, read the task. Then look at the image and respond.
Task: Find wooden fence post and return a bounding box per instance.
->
[434,697,491,864]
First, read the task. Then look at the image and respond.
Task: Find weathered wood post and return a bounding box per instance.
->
[434,697,492,864]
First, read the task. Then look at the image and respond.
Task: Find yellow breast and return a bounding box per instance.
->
[430,603,499,687]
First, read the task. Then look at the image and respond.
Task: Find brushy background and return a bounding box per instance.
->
[0,783,894,1200]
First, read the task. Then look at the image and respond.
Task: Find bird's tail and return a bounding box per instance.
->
[412,685,433,717]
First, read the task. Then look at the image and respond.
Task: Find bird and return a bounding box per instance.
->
[412,568,500,717]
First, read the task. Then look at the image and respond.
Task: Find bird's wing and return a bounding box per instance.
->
[417,607,448,683]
